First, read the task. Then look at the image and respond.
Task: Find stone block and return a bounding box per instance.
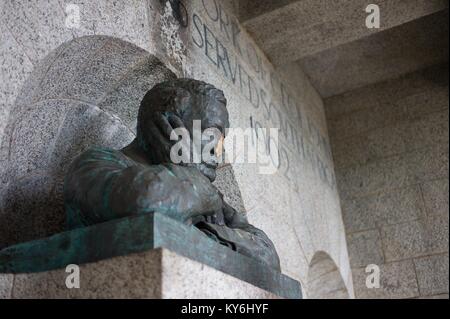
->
[28,36,111,105]
[1,0,152,66]
[160,250,281,299]
[405,110,449,151]
[98,55,176,130]
[0,213,301,299]
[0,274,13,299]
[60,0,153,52]
[416,294,449,299]
[421,178,449,217]
[335,160,398,199]
[353,260,420,299]
[8,249,280,299]
[347,230,384,268]
[403,87,449,119]
[414,254,449,297]
[330,136,369,169]
[3,100,70,181]
[336,145,449,198]
[325,87,380,119]
[213,165,247,214]
[366,125,409,159]
[1,0,74,64]
[48,102,135,175]
[298,10,448,97]
[342,186,426,233]
[328,114,358,141]
[381,217,449,262]
[64,39,148,105]
[405,145,449,183]
[0,20,34,144]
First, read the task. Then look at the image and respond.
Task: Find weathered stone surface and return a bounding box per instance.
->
[414,254,449,297]
[241,0,448,65]
[160,250,281,299]
[214,165,247,214]
[336,145,449,199]
[48,102,135,174]
[0,0,73,64]
[60,0,154,52]
[353,260,420,299]
[12,250,161,299]
[307,251,350,299]
[328,101,411,141]
[299,10,449,97]
[325,63,449,119]
[308,270,349,299]
[404,86,449,118]
[0,274,13,299]
[9,249,280,299]
[342,186,426,233]
[381,217,449,262]
[334,109,449,163]
[328,65,449,299]
[65,40,147,104]
[421,178,449,217]
[0,20,34,157]
[25,36,112,105]
[98,55,177,130]
[405,110,449,151]
[0,213,301,298]
[347,230,384,268]
[3,100,70,181]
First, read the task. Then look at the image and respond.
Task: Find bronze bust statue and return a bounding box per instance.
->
[64,79,281,271]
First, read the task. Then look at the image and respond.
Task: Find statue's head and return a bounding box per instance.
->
[137,78,229,182]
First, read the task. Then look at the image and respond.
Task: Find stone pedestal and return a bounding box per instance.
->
[0,213,301,299]
[1,249,281,299]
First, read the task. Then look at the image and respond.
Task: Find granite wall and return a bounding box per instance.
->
[0,0,353,298]
[326,64,449,299]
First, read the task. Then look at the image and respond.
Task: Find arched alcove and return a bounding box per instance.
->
[0,35,248,252]
[307,251,350,299]
[0,35,176,249]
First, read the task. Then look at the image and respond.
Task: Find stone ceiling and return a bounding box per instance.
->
[237,0,449,97]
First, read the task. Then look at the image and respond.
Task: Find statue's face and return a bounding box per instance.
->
[138,80,229,182]
[186,98,228,182]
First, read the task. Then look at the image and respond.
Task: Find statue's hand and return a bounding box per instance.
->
[201,191,248,228]
[147,112,186,162]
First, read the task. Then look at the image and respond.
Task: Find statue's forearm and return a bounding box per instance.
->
[65,151,222,227]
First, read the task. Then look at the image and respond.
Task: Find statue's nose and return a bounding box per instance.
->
[215,136,224,155]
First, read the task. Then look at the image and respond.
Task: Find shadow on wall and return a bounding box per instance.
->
[0,35,176,249]
[307,251,350,299]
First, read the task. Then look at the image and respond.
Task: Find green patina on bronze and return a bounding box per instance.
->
[0,213,301,298]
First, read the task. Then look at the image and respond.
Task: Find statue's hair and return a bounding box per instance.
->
[136,78,228,162]
[138,78,226,122]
